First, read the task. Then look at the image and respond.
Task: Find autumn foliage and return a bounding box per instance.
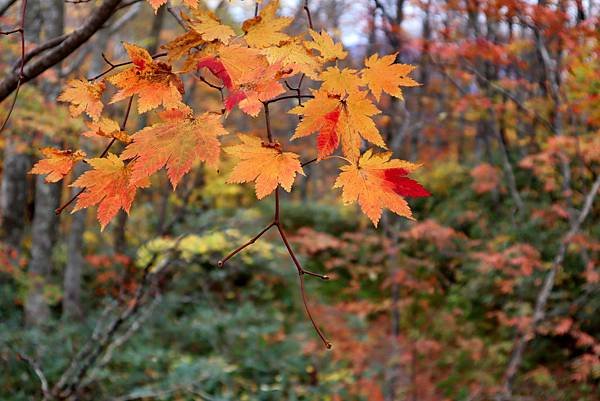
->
[30,0,428,229]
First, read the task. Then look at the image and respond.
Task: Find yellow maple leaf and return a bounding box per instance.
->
[162,31,205,62]
[121,109,227,188]
[58,79,105,120]
[225,134,304,199]
[333,149,429,226]
[290,89,384,162]
[82,117,131,143]
[30,148,86,183]
[362,53,419,101]
[262,38,320,78]
[242,0,292,48]
[71,153,149,230]
[319,67,362,96]
[304,30,347,62]
[184,8,235,43]
[108,43,185,114]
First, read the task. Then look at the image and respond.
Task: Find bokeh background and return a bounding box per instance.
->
[0,1,599,400]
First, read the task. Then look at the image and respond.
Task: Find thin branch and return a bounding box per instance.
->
[263,101,273,142]
[217,222,275,267]
[11,34,69,72]
[303,0,313,30]
[0,0,27,134]
[87,51,167,81]
[218,0,331,350]
[264,94,314,105]
[301,157,317,167]
[166,5,186,29]
[52,238,185,399]
[10,347,50,399]
[0,0,123,102]
[0,0,17,16]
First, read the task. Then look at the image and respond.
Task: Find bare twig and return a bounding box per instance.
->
[501,174,600,398]
[88,51,167,81]
[9,347,50,399]
[0,0,17,16]
[0,0,27,134]
[166,4,186,29]
[52,238,186,399]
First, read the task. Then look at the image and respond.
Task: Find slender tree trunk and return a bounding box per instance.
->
[25,0,65,327]
[0,138,30,250]
[62,163,87,319]
[25,175,61,326]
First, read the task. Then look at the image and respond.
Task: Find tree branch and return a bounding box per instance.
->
[501,174,600,398]
[0,0,122,102]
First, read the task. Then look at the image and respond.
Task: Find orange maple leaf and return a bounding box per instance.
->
[242,0,292,48]
[108,43,185,113]
[226,63,286,116]
[30,148,86,183]
[361,53,419,101]
[197,44,268,88]
[121,109,227,188]
[58,79,105,120]
[290,89,384,161]
[225,134,304,199]
[146,0,166,13]
[71,153,149,230]
[333,149,430,226]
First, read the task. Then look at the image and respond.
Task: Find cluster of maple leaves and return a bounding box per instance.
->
[30,0,429,230]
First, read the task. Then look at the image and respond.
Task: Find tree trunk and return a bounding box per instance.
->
[25,0,65,327]
[62,164,87,319]
[25,175,61,326]
[0,137,30,250]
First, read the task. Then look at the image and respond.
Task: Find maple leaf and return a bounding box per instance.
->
[108,43,185,113]
[290,89,385,161]
[242,0,292,48]
[319,67,362,96]
[30,148,86,183]
[333,149,430,226]
[71,153,149,230]
[146,0,166,13]
[304,30,347,62]
[82,117,131,143]
[225,134,304,199]
[197,44,267,88]
[362,53,419,101]
[262,38,320,78]
[162,31,205,62]
[184,8,235,43]
[182,0,198,8]
[197,57,234,89]
[227,62,286,116]
[58,79,105,120]
[121,109,227,188]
